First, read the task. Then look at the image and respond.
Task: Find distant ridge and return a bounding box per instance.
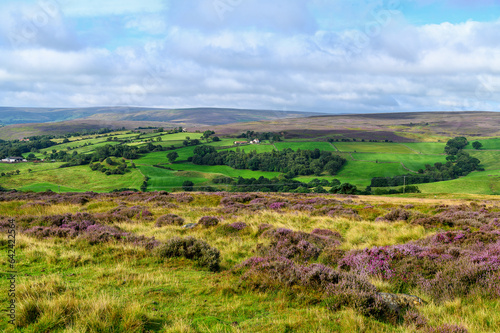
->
[0,107,325,126]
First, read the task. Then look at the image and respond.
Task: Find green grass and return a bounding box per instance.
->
[403,142,446,154]
[465,138,500,150]
[297,160,408,187]
[140,132,203,141]
[334,142,417,154]
[350,153,447,172]
[274,141,337,151]
[0,165,144,192]
[172,163,281,179]
[139,166,208,191]
[417,170,500,195]
[468,150,500,171]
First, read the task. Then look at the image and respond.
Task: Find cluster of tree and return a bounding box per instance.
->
[0,136,56,158]
[210,175,367,194]
[56,142,165,168]
[370,185,421,195]
[370,137,482,188]
[444,136,468,155]
[189,146,347,177]
[89,158,133,175]
[0,170,21,177]
[183,137,201,146]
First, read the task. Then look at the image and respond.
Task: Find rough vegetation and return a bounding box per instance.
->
[1,191,499,332]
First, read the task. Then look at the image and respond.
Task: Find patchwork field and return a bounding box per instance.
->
[334,142,417,154]
[0,125,500,194]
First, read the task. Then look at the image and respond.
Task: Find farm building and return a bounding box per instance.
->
[234,141,248,145]
[1,156,26,163]
[250,139,260,144]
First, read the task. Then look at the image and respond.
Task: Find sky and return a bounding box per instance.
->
[0,0,499,113]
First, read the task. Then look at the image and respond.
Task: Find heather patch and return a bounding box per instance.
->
[155,214,185,227]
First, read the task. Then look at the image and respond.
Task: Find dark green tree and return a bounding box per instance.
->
[472,141,483,150]
[167,151,179,163]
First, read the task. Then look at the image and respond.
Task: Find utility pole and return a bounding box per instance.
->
[403,176,406,194]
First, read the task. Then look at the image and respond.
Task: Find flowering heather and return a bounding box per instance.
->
[290,204,314,212]
[155,236,220,271]
[310,228,343,241]
[268,202,287,210]
[228,222,247,231]
[175,194,194,203]
[236,256,398,321]
[198,216,219,228]
[24,220,161,249]
[259,228,341,263]
[382,209,410,222]
[155,214,185,227]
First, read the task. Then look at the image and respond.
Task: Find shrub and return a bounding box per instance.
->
[155,214,185,227]
[155,237,220,271]
[198,216,219,228]
[382,209,410,222]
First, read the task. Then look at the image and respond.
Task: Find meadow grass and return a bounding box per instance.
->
[139,166,208,191]
[350,153,447,171]
[417,170,500,195]
[0,165,144,192]
[333,160,408,187]
[171,163,281,179]
[464,137,500,150]
[401,142,446,155]
[274,141,337,152]
[334,142,417,154]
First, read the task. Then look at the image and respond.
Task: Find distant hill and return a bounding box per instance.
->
[0,107,324,126]
[0,107,325,140]
[206,111,500,141]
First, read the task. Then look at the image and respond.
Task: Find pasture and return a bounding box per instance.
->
[350,153,447,172]
[465,137,500,150]
[334,142,416,154]
[274,141,337,152]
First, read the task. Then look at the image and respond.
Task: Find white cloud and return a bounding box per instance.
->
[59,0,165,17]
[0,1,499,112]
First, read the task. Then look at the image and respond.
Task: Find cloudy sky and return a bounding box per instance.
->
[0,0,499,113]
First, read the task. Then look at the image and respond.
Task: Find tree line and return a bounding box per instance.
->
[189,146,347,177]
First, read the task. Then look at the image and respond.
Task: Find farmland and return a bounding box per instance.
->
[0,127,499,194]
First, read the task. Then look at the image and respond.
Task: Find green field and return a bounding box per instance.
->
[139,166,208,191]
[274,141,337,151]
[0,165,144,192]
[222,144,276,154]
[298,160,408,187]
[350,153,447,172]
[403,142,446,154]
[334,142,416,154]
[173,163,281,179]
[465,138,500,150]
[418,170,500,195]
